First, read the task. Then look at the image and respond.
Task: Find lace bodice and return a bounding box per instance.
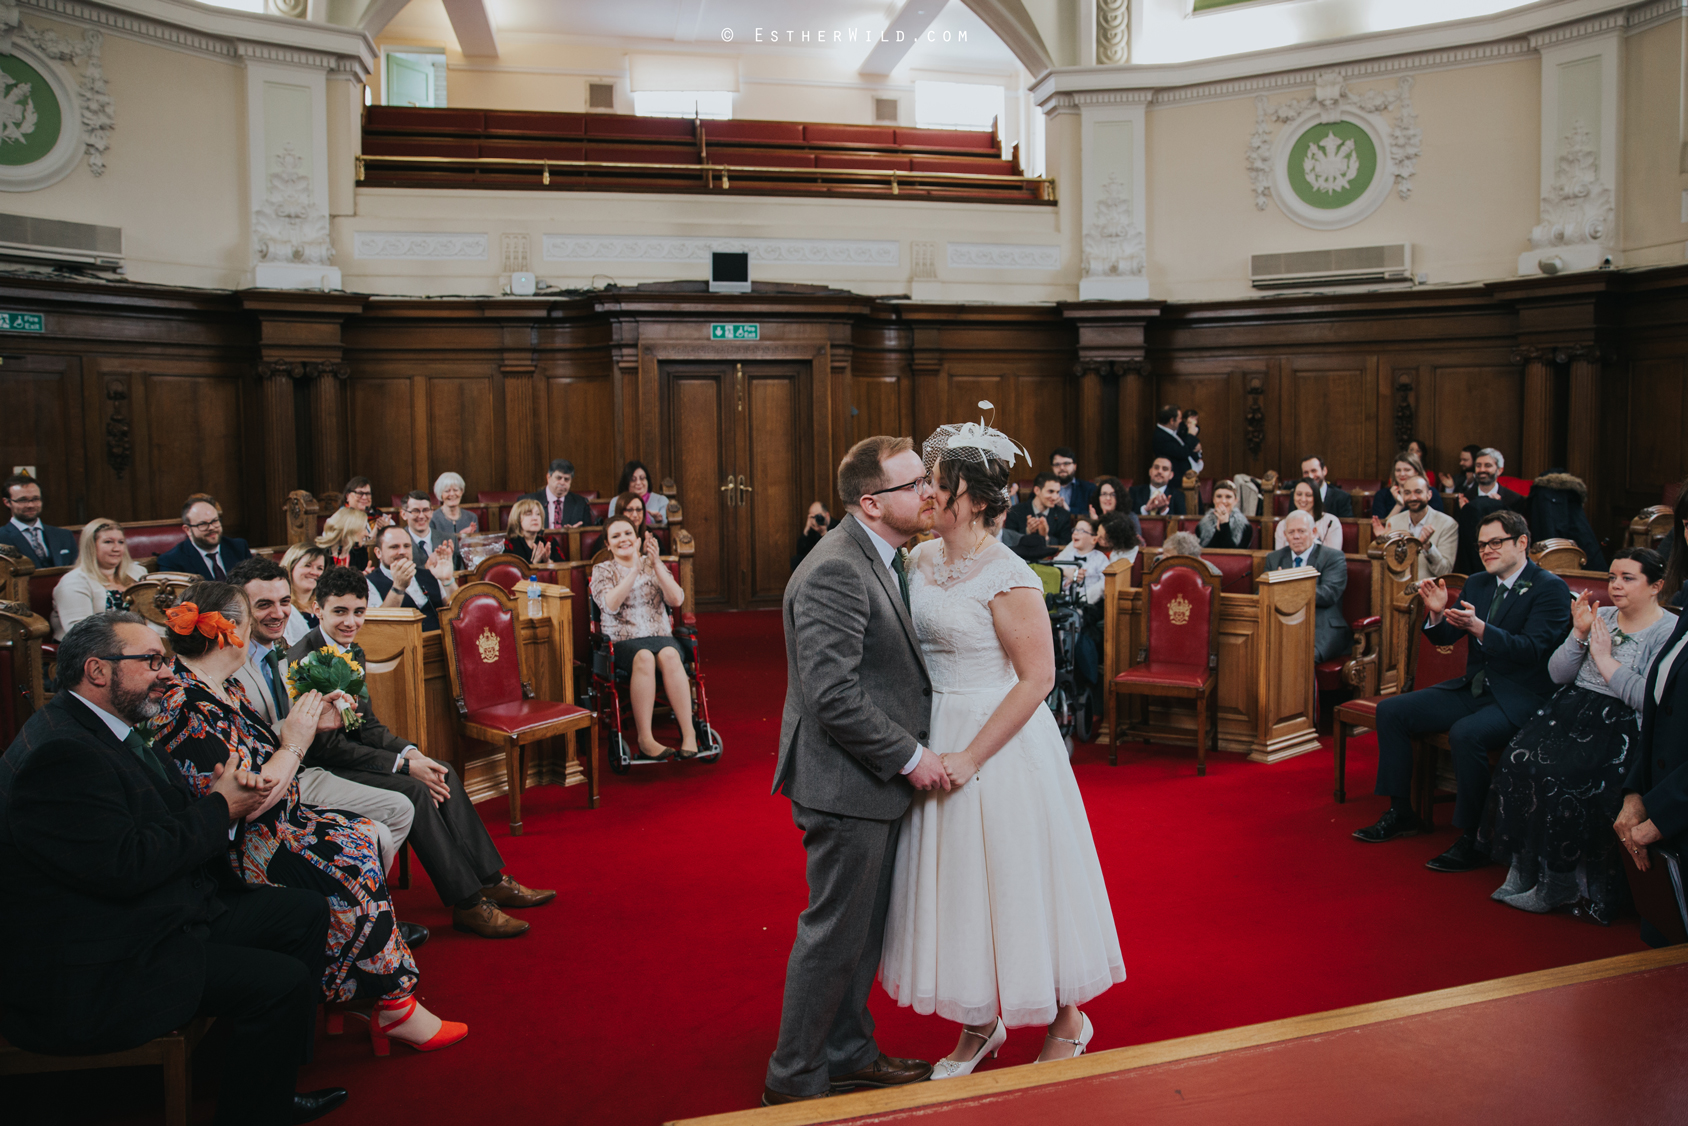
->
[908,537,1041,693]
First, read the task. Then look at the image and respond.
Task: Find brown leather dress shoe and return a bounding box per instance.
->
[761,1086,830,1107]
[451,899,531,938]
[481,874,556,909]
[829,1053,934,1091]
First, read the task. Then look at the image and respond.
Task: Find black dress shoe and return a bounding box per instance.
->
[1352,806,1427,843]
[762,1086,830,1106]
[1425,836,1490,873]
[398,921,429,949]
[292,1088,349,1123]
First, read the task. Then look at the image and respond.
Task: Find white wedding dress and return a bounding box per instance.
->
[879,538,1125,1029]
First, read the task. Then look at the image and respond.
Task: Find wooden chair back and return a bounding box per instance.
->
[123,573,199,627]
[1402,574,1469,693]
[1530,537,1587,573]
[439,582,529,715]
[1627,505,1673,552]
[1138,555,1222,670]
[0,598,50,743]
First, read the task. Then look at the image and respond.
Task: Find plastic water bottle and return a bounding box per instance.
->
[526,577,542,620]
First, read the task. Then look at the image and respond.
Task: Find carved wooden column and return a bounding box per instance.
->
[251,360,303,545]
[309,361,350,496]
[1513,345,1555,478]
[1061,300,1163,479]
[1074,360,1112,478]
[498,316,540,491]
[1565,344,1605,524]
[1116,359,1150,478]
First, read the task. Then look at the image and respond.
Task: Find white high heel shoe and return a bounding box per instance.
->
[930,1016,1006,1080]
[1040,1012,1093,1061]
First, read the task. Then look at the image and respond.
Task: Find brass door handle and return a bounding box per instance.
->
[720,475,737,507]
[737,474,753,503]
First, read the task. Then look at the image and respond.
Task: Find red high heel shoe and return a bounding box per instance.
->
[364,996,468,1056]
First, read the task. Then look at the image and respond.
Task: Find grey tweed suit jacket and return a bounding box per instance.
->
[772,513,932,822]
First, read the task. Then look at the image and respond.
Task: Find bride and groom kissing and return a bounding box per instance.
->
[762,422,1125,1107]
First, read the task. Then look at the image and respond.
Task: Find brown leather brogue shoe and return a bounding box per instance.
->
[761,1086,830,1107]
[451,899,531,938]
[829,1053,934,1091]
[481,874,556,909]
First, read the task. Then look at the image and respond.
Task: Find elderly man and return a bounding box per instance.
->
[1356,510,1571,872]
[1372,475,1458,579]
[0,611,346,1125]
[156,495,252,580]
[1264,510,1351,662]
[1127,457,1187,516]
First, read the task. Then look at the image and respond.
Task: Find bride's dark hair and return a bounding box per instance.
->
[935,455,1013,526]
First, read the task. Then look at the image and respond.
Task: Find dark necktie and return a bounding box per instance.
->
[889,550,910,612]
[1470,583,1510,697]
[206,551,225,580]
[124,729,167,780]
[24,525,46,563]
[552,498,563,528]
[1293,554,1304,569]
[413,537,429,568]
[264,648,291,719]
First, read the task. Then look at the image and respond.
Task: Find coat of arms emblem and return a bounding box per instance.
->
[476,626,500,663]
[1167,594,1192,626]
[0,71,38,146]
[1303,131,1358,194]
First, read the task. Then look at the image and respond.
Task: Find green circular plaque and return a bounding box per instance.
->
[1287,120,1376,210]
[0,55,61,168]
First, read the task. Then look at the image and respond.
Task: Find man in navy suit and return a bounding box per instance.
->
[1150,405,1202,480]
[1127,457,1187,516]
[1049,447,1097,518]
[155,496,251,579]
[366,523,453,631]
[0,474,77,567]
[519,458,593,530]
[1617,608,1688,943]
[1299,455,1354,519]
[1355,509,1572,871]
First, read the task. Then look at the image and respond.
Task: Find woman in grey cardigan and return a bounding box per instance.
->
[1195,480,1252,550]
[1478,547,1673,924]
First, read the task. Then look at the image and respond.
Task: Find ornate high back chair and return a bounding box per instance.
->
[0,598,50,744]
[466,552,538,594]
[1627,505,1672,552]
[1106,554,1223,775]
[438,581,599,835]
[1530,537,1587,574]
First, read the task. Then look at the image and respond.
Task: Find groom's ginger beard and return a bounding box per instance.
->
[878,496,936,539]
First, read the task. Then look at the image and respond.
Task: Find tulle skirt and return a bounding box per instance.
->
[880,683,1126,1028]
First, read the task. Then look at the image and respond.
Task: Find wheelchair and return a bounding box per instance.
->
[1028,559,1094,753]
[586,578,723,773]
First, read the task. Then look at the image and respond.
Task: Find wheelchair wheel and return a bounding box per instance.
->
[695,723,724,762]
[608,732,632,774]
[1046,682,1076,742]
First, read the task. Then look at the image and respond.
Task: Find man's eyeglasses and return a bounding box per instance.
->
[867,477,930,498]
[185,518,222,532]
[349,489,373,498]
[1476,535,1521,553]
[102,652,168,671]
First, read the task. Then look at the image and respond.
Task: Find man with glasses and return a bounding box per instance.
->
[400,490,462,573]
[157,495,252,580]
[0,473,77,567]
[1355,509,1571,873]
[0,611,348,1124]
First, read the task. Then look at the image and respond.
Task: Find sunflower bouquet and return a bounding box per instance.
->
[288,645,367,731]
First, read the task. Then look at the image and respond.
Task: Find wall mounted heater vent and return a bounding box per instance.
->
[1250,243,1410,290]
[0,212,122,269]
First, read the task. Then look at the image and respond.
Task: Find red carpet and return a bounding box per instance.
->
[12,609,1644,1124]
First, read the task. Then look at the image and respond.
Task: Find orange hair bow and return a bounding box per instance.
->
[163,602,245,649]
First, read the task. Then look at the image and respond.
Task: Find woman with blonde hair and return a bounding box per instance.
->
[50,518,147,639]
[502,498,553,565]
[279,541,328,646]
[316,506,371,571]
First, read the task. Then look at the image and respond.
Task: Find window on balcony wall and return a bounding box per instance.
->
[914,80,1006,133]
[631,91,734,119]
[384,49,448,108]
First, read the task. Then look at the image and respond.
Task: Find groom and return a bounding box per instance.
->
[764,436,953,1106]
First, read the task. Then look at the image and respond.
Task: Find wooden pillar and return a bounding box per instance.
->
[251,362,301,543]
[1076,361,1106,478]
[1514,346,1554,479]
[309,363,349,499]
[1566,345,1603,524]
[1117,358,1150,480]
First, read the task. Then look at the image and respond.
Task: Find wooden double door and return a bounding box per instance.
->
[666,362,806,609]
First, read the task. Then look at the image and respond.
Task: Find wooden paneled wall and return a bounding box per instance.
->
[2,271,1685,550]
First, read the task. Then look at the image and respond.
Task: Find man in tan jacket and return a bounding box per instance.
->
[1372,475,1458,580]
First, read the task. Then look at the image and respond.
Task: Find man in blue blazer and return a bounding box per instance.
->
[366,523,453,631]
[0,474,77,567]
[154,496,251,579]
[1355,509,1572,871]
[1126,457,1187,516]
[1049,447,1098,518]
[1617,608,1688,941]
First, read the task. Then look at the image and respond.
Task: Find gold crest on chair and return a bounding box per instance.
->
[1167,594,1192,626]
[476,627,501,664]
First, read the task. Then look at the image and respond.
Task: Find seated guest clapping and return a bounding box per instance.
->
[280,543,328,647]
[608,460,669,526]
[0,611,346,1123]
[1356,511,1572,871]
[1273,477,1342,551]
[1006,473,1072,549]
[1265,511,1350,662]
[1127,457,1186,516]
[502,498,554,565]
[1052,516,1111,604]
[1197,481,1253,549]
[290,566,551,939]
[316,506,372,572]
[1479,549,1673,923]
[368,524,455,631]
[152,581,466,1054]
[156,495,251,580]
[51,517,146,639]
[1374,451,1446,521]
[591,515,696,761]
[400,491,463,572]
[1370,475,1457,579]
[1089,475,1126,524]
[430,472,478,543]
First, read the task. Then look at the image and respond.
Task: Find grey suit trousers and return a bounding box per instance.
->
[766,801,900,1097]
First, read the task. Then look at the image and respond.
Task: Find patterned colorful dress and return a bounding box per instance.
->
[153,661,418,1002]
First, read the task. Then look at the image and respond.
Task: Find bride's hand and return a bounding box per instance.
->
[942,752,977,787]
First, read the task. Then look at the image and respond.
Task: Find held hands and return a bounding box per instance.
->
[318,691,353,733]
[941,752,978,788]
[905,746,952,792]
[403,748,453,804]
[1615,793,1661,871]
[1570,590,1599,636]
[208,750,275,823]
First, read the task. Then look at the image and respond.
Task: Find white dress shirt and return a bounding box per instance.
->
[862,523,924,776]
[1138,484,1170,515]
[71,690,133,742]
[380,562,429,608]
[321,632,415,765]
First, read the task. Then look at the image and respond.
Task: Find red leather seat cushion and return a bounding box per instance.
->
[910,156,1014,175]
[1561,574,1606,602]
[479,139,585,162]
[448,596,523,711]
[1316,660,1345,693]
[361,136,480,159]
[1340,519,1360,554]
[1335,695,1383,722]
[585,115,695,140]
[1206,553,1254,595]
[804,123,896,146]
[588,500,611,523]
[484,564,526,594]
[1137,519,1166,548]
[704,120,805,144]
[1342,557,1371,624]
[478,491,525,505]
[1114,662,1211,691]
[467,700,592,736]
[122,525,188,560]
[894,126,995,150]
[28,572,57,620]
[483,111,584,137]
[586,145,697,166]
[711,148,814,169]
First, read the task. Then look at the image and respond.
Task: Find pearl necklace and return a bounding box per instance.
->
[932,529,992,585]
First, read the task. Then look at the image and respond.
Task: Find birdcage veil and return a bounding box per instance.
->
[921,401,1030,503]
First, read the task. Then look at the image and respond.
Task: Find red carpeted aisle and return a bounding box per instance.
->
[19,609,1644,1124]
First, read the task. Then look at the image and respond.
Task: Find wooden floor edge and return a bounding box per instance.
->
[669,945,1688,1126]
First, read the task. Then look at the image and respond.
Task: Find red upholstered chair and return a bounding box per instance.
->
[1314,556,1375,697]
[1107,555,1223,775]
[1557,571,1608,603]
[439,582,599,835]
[1136,516,1168,548]
[464,552,532,595]
[1332,577,1468,804]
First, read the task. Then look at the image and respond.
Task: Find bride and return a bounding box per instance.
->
[880,417,1125,1076]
